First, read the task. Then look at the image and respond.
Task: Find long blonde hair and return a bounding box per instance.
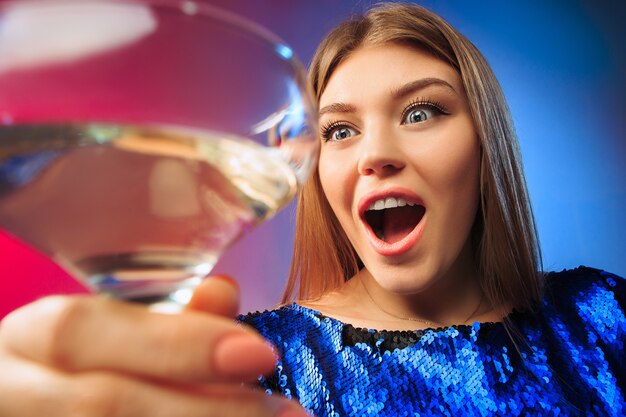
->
[283,3,543,314]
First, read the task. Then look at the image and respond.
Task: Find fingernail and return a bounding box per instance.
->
[213,334,278,379]
[210,274,239,290]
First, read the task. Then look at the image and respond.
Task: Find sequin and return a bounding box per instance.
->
[239,266,625,416]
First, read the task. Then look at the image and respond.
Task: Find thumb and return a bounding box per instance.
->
[185,275,240,318]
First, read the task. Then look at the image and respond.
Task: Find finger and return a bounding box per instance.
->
[0,295,277,384]
[186,275,240,317]
[0,353,308,417]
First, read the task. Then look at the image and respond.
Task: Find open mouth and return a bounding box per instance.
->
[363,197,426,244]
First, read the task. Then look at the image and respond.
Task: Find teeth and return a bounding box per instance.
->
[367,197,415,211]
[384,197,397,209]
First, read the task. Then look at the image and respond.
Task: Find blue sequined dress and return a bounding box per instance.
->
[240,267,625,416]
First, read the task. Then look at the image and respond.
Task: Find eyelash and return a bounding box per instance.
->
[319,97,451,142]
[400,97,450,122]
[320,120,353,142]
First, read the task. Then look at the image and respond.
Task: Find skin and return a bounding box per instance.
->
[309,43,497,330]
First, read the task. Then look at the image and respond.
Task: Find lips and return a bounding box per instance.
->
[358,188,426,256]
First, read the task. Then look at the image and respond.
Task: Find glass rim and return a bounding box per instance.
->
[0,0,301,66]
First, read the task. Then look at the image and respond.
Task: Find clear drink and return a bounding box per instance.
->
[0,0,319,312]
[0,123,298,309]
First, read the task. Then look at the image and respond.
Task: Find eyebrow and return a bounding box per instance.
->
[318,102,357,118]
[390,77,457,99]
[318,77,457,118]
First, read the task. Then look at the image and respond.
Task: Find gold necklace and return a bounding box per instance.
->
[360,278,483,328]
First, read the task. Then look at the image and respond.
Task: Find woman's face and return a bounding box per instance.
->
[318,43,481,294]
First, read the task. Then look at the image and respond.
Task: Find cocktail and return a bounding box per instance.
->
[0,0,318,312]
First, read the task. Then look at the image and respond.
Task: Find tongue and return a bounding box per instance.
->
[382,206,422,244]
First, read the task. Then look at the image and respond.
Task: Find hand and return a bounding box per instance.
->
[0,276,308,417]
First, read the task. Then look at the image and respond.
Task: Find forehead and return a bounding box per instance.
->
[319,43,462,108]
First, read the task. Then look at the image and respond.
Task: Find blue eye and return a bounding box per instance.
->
[321,123,358,142]
[401,100,449,125]
[332,127,355,140]
[403,107,436,124]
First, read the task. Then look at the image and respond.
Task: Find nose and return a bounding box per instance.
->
[357,129,405,177]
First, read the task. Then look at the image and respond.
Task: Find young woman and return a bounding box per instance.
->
[239,4,625,416]
[0,3,623,417]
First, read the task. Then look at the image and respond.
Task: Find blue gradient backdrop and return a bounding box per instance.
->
[0,1,624,316]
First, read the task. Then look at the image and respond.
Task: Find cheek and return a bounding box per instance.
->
[448,143,480,196]
[317,151,333,204]
[318,149,358,235]
[451,157,480,230]
[318,150,347,215]
[424,134,481,213]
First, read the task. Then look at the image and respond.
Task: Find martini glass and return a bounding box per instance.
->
[0,0,318,312]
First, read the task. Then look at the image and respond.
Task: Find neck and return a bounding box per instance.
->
[358,251,486,327]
